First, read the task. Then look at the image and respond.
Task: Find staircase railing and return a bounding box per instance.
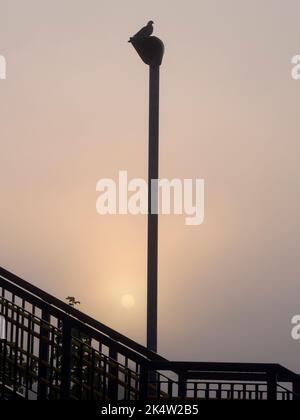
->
[145,361,300,400]
[1,266,300,400]
[0,266,164,400]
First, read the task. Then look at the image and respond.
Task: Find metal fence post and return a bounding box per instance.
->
[60,319,72,400]
[37,310,50,400]
[293,378,300,400]
[108,348,118,399]
[139,364,148,400]
[178,372,187,400]
[267,370,277,400]
[0,339,7,399]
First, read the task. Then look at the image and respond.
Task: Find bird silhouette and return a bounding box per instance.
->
[128,21,154,43]
[66,296,81,308]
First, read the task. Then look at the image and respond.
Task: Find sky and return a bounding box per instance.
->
[0,0,300,371]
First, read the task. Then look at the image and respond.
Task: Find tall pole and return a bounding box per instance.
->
[129,30,164,353]
[147,65,160,352]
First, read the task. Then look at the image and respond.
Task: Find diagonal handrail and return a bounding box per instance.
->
[0,266,165,363]
[1,266,300,401]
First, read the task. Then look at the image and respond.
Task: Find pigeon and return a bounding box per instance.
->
[128,21,154,42]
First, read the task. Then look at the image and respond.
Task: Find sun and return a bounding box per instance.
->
[121,294,135,309]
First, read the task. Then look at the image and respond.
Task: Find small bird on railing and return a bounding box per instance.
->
[128,21,154,43]
[66,296,81,308]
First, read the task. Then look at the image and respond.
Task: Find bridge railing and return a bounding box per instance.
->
[145,361,300,400]
[0,267,164,400]
[1,267,300,400]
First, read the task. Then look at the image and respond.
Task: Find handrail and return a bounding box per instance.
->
[0,266,165,363]
[0,289,149,365]
[149,360,279,372]
[1,266,300,401]
[148,360,300,389]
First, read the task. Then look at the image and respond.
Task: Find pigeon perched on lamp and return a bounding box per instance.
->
[128,21,154,43]
[128,21,164,66]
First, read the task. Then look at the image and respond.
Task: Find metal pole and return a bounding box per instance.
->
[129,30,164,353]
[147,64,160,352]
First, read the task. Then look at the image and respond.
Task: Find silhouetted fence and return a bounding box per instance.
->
[0,267,299,400]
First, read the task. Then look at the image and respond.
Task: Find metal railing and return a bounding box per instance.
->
[146,361,300,400]
[0,267,165,400]
[0,267,299,400]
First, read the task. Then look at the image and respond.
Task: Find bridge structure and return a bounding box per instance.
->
[0,267,299,400]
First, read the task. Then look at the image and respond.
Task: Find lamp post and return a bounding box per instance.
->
[129,29,165,353]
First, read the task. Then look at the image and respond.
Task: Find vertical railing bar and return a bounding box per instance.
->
[134,362,139,399]
[29,313,35,389]
[267,370,277,401]
[56,322,62,400]
[19,299,25,358]
[243,383,247,400]
[0,339,7,399]
[178,372,186,400]
[230,383,234,400]
[4,300,10,393]
[108,347,118,399]
[0,300,9,400]
[293,378,300,400]
[139,363,148,400]
[103,356,107,400]
[13,307,20,395]
[87,340,92,400]
[60,319,72,400]
[206,383,210,400]
[0,287,4,314]
[156,372,161,400]
[193,381,197,399]
[8,300,14,382]
[90,349,95,400]
[255,383,259,400]
[37,310,50,399]
[96,352,101,398]
[77,341,84,400]
[48,326,55,400]
[167,378,172,399]
[24,314,32,400]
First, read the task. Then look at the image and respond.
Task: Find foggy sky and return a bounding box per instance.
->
[1,0,300,370]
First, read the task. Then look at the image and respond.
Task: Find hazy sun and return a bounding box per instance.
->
[121,294,135,309]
